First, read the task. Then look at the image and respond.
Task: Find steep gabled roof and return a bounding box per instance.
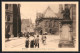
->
[43,6,58,18]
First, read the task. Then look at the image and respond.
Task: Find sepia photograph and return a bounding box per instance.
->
[2,2,79,51]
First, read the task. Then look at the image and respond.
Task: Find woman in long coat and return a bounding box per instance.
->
[29,34,35,48]
[25,37,29,48]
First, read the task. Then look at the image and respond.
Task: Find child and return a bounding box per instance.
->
[42,35,46,45]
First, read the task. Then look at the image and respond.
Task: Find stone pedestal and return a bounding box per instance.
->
[58,20,74,48]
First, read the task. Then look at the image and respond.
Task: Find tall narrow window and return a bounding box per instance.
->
[5,4,8,9]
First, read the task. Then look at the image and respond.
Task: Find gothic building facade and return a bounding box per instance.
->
[5,4,21,38]
[35,6,59,35]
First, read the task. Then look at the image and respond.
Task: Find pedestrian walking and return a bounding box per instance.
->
[35,35,39,48]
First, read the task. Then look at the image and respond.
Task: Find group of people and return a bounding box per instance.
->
[25,32,47,48]
[25,32,39,48]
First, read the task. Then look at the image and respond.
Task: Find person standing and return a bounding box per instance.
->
[35,35,39,48]
[42,35,47,45]
[25,37,29,48]
[29,34,35,48]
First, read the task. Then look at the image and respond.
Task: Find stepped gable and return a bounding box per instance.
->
[43,6,58,18]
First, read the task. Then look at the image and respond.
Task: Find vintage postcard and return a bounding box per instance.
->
[2,1,79,51]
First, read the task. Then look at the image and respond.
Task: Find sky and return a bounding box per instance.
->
[20,2,59,23]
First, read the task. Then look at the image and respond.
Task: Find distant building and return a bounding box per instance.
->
[21,19,34,35]
[5,4,21,38]
[35,6,59,35]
